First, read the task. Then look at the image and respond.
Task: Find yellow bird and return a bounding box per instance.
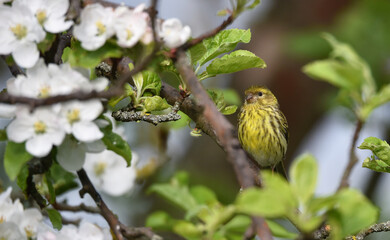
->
[238,86,288,169]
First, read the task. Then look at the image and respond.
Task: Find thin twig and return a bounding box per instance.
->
[345,221,390,240]
[174,50,273,240]
[26,156,53,209]
[52,202,101,214]
[338,120,364,190]
[112,101,181,125]
[1,55,24,77]
[120,223,163,240]
[179,14,234,51]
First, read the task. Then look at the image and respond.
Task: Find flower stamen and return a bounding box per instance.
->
[33,121,47,134]
[126,29,133,40]
[38,85,51,98]
[95,21,106,35]
[94,162,107,176]
[67,109,80,124]
[10,24,27,40]
[36,9,47,25]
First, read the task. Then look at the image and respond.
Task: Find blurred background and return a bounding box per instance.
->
[0,0,390,239]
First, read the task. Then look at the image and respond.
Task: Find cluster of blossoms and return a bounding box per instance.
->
[0,187,112,240]
[0,0,73,68]
[73,3,191,50]
[4,59,139,194]
[0,0,191,68]
[4,59,108,171]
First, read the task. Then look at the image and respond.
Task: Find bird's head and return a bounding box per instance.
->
[244,86,279,107]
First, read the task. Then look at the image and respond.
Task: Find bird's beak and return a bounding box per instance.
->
[245,94,254,103]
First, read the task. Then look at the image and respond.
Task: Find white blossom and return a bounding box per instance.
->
[73,3,115,51]
[56,135,105,172]
[141,26,154,45]
[9,208,43,238]
[159,18,191,48]
[56,221,112,240]
[84,150,138,196]
[0,2,45,68]
[15,0,73,33]
[7,59,109,98]
[0,104,19,118]
[114,4,148,48]
[0,187,43,239]
[0,222,27,240]
[6,107,65,157]
[8,59,71,98]
[58,100,104,142]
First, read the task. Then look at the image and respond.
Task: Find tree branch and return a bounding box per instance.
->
[338,119,364,190]
[77,169,124,240]
[174,49,273,240]
[77,169,162,240]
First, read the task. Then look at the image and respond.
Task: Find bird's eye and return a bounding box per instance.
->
[258,92,263,97]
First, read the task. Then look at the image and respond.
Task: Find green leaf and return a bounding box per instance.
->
[201,50,266,79]
[0,129,7,141]
[16,164,29,193]
[360,84,390,120]
[307,195,338,213]
[302,33,377,118]
[359,137,390,172]
[146,211,176,230]
[45,171,56,204]
[289,153,318,204]
[101,128,132,166]
[49,162,78,195]
[46,209,62,230]
[141,71,162,95]
[322,33,376,97]
[362,158,390,173]
[4,141,32,180]
[190,185,218,205]
[62,41,122,69]
[266,220,298,239]
[294,214,324,233]
[173,221,203,239]
[148,182,198,212]
[133,70,162,97]
[221,105,238,115]
[330,189,378,238]
[359,137,390,164]
[38,33,56,53]
[235,186,293,217]
[247,0,261,9]
[190,29,251,66]
[173,171,190,186]
[167,111,191,129]
[216,89,241,106]
[222,215,252,239]
[207,89,239,115]
[143,96,170,112]
[302,59,363,90]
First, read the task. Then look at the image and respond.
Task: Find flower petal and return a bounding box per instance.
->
[56,136,86,171]
[25,135,53,157]
[12,42,39,68]
[6,119,34,143]
[72,121,103,142]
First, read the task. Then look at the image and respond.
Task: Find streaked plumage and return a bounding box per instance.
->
[238,86,288,168]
